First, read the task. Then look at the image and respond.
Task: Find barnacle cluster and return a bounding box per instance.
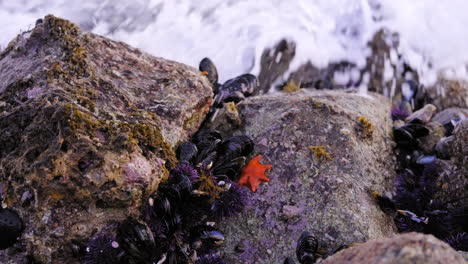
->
[83,129,253,263]
[373,80,467,251]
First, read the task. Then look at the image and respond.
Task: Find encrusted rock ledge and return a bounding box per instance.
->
[0,15,212,263]
[213,90,397,263]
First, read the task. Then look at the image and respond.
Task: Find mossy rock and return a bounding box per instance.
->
[0,15,212,263]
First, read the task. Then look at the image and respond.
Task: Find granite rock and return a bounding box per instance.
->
[218,89,397,263]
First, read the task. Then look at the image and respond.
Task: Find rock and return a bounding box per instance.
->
[433,160,467,208]
[432,108,468,127]
[458,251,468,261]
[257,39,296,95]
[219,90,396,263]
[405,104,437,123]
[427,77,468,110]
[419,122,445,153]
[451,119,468,170]
[435,136,455,160]
[0,16,212,263]
[321,233,467,264]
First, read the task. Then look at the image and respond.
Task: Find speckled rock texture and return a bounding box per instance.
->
[0,15,212,263]
[451,119,468,171]
[321,233,467,264]
[217,89,397,263]
[428,77,468,110]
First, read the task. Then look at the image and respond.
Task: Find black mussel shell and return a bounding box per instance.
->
[284,257,297,264]
[176,142,198,165]
[393,127,415,146]
[222,91,245,104]
[214,135,254,165]
[215,74,259,105]
[163,173,192,202]
[0,208,24,250]
[193,129,222,151]
[405,120,430,138]
[212,156,246,181]
[296,231,318,264]
[117,219,160,264]
[199,58,219,86]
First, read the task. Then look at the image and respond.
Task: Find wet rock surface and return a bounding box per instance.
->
[218,90,397,263]
[321,233,467,264]
[428,77,468,110]
[451,119,468,170]
[0,16,212,263]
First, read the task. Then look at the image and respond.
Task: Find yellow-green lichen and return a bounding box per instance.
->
[357,116,374,139]
[309,145,332,161]
[64,104,176,168]
[283,80,300,93]
[44,15,93,80]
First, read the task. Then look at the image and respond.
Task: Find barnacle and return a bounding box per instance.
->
[309,145,331,161]
[357,116,374,139]
[84,233,122,264]
[238,155,272,192]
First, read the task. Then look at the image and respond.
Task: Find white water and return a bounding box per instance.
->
[1,0,468,86]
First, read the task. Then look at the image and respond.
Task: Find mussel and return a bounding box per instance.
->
[117,219,160,264]
[214,74,259,106]
[199,58,219,87]
[176,142,198,165]
[296,231,318,264]
[393,118,429,146]
[0,208,23,250]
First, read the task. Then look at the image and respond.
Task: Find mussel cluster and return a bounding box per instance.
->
[375,80,468,251]
[199,58,259,122]
[84,129,254,263]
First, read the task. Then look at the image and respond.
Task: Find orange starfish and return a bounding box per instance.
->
[238,155,273,192]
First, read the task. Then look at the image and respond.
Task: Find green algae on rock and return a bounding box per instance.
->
[0,15,212,263]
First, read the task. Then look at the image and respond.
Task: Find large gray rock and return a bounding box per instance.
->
[321,233,467,264]
[0,16,212,263]
[218,89,397,263]
[427,77,468,110]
